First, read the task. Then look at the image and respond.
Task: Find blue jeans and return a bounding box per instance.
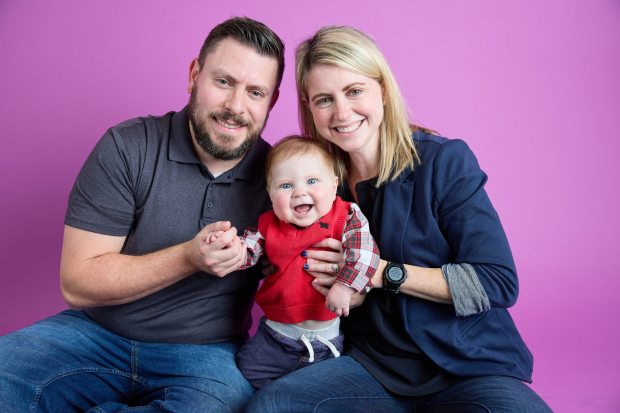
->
[0,310,254,412]
[245,355,553,413]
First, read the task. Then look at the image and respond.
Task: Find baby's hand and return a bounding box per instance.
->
[325,282,355,317]
[203,227,239,249]
[203,230,225,244]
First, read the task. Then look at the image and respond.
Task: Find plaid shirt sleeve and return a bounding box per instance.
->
[239,227,265,269]
[336,203,380,292]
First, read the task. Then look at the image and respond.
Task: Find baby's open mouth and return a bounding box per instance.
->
[294,204,313,214]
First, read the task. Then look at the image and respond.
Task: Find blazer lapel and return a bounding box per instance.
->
[380,168,415,263]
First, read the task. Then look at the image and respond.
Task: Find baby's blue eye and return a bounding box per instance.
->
[280,183,292,190]
[307,178,317,185]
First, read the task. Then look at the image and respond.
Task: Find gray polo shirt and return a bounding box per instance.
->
[65,106,272,344]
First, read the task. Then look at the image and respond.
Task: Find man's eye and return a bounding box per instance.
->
[216,79,230,87]
[250,90,264,98]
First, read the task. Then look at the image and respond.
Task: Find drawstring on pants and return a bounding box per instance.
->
[300,334,340,362]
[266,318,341,363]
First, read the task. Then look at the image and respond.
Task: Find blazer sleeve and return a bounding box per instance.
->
[432,139,519,308]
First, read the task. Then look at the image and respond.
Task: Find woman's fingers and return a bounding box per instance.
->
[311,238,343,252]
[312,278,331,297]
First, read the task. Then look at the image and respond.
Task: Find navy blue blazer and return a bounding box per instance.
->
[378,131,533,381]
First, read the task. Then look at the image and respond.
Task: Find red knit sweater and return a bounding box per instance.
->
[256,197,350,324]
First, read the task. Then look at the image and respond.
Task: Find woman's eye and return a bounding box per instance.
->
[316,97,332,106]
[349,88,362,96]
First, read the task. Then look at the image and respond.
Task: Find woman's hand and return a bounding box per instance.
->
[303,237,345,283]
[304,238,368,309]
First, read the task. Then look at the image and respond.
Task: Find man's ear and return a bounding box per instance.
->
[269,89,280,111]
[187,58,200,94]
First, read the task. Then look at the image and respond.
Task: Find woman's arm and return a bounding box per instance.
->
[307,250,451,307]
[371,260,452,304]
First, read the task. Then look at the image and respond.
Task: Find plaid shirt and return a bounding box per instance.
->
[242,202,379,292]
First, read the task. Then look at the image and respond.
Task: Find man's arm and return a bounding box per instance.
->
[60,221,244,309]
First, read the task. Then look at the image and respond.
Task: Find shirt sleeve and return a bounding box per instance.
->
[336,203,380,292]
[442,263,490,316]
[64,127,139,236]
[239,227,265,269]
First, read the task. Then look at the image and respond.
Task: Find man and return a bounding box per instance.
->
[0,17,284,412]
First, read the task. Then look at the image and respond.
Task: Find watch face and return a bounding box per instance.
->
[386,265,404,282]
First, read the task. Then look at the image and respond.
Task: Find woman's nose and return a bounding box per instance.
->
[333,99,351,121]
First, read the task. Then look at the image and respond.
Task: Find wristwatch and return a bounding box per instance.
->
[383,262,407,293]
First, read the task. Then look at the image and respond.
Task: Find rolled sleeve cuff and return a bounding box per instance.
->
[442,263,491,316]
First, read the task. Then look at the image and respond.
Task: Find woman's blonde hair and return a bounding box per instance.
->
[296,26,430,186]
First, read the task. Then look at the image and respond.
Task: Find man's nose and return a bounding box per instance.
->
[224,88,245,114]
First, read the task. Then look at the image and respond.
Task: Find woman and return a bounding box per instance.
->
[245,26,551,412]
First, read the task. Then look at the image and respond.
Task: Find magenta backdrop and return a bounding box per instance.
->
[1,1,618,411]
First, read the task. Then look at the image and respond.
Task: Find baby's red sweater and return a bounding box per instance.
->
[256,197,350,324]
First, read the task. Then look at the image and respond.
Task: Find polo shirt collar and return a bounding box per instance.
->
[169,106,200,164]
[168,105,269,183]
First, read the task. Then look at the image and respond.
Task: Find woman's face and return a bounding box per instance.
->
[305,64,384,160]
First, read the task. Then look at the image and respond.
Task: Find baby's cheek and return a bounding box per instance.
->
[271,197,290,221]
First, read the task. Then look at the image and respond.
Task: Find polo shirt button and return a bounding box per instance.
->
[207,201,214,208]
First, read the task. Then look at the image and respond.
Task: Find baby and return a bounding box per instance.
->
[205,136,379,389]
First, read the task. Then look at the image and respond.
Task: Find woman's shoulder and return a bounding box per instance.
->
[412,130,475,162]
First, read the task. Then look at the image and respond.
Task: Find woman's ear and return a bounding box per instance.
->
[332,176,339,200]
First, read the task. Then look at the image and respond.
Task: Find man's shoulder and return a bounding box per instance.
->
[108,110,177,140]
[95,110,181,162]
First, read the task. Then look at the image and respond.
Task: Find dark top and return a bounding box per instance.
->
[65,106,272,344]
[342,180,459,396]
[341,132,533,395]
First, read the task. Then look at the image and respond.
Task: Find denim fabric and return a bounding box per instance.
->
[237,318,344,390]
[244,355,552,413]
[0,310,254,412]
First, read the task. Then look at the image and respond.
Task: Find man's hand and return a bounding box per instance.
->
[187,221,245,277]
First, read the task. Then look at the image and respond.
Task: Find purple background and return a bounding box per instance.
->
[1,1,618,411]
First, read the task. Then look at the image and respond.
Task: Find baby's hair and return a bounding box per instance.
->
[266,135,336,187]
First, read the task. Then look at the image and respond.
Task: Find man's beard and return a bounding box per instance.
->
[188,86,265,161]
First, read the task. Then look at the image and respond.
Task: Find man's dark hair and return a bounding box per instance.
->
[198,17,285,90]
